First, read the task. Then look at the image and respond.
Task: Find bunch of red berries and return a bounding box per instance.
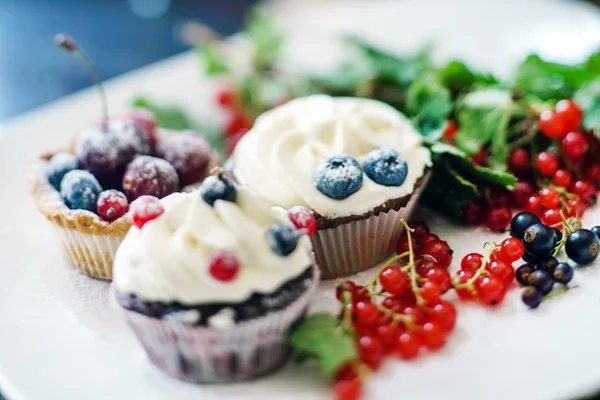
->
[332,221,456,400]
[214,87,253,154]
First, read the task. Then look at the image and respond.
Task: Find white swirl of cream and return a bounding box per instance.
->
[113,187,313,304]
[232,95,431,218]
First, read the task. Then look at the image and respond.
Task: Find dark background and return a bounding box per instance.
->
[0,0,256,121]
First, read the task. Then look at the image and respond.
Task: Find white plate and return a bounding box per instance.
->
[1,0,600,399]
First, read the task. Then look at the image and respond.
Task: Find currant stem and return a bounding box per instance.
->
[400,220,426,306]
[341,289,354,332]
[374,302,417,330]
[55,33,109,131]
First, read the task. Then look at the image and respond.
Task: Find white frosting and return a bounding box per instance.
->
[113,187,313,304]
[232,95,431,218]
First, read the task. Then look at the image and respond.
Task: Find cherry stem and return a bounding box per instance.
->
[55,33,109,131]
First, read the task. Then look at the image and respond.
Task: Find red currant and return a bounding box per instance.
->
[542,208,562,226]
[216,88,236,107]
[334,363,358,383]
[396,236,422,257]
[490,189,511,208]
[460,200,484,225]
[485,207,512,232]
[409,221,430,237]
[553,169,573,188]
[424,267,452,293]
[566,197,585,217]
[428,301,457,332]
[525,195,543,214]
[475,275,506,306]
[130,195,164,229]
[421,240,453,268]
[376,323,400,350]
[471,148,487,166]
[401,305,426,325]
[97,189,128,222]
[416,258,440,275]
[394,332,421,359]
[443,120,458,140]
[420,233,439,245]
[535,152,559,176]
[354,301,380,326]
[420,281,442,304]
[555,99,583,132]
[508,148,530,173]
[486,260,515,287]
[511,181,535,207]
[336,280,357,301]
[461,253,484,273]
[571,180,596,202]
[499,237,525,262]
[539,110,567,139]
[585,163,600,188]
[287,206,317,236]
[539,187,561,209]
[358,335,385,369]
[209,250,240,282]
[379,266,410,295]
[333,379,362,400]
[561,131,588,159]
[226,113,251,136]
[489,246,502,262]
[455,269,476,300]
[420,322,446,350]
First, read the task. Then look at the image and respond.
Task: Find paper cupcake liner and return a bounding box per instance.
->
[121,264,320,383]
[312,173,431,279]
[52,225,124,280]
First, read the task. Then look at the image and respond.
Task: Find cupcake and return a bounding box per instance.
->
[231,95,431,279]
[28,111,219,280]
[113,176,318,383]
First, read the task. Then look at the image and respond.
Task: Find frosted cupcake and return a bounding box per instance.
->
[113,175,319,383]
[232,95,431,278]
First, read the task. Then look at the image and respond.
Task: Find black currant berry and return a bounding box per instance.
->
[522,286,543,309]
[590,226,600,240]
[553,263,574,284]
[510,212,542,240]
[537,257,559,275]
[523,224,556,257]
[565,229,600,265]
[515,264,535,286]
[553,227,563,244]
[527,269,553,295]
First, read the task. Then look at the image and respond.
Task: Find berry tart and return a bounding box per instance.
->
[231,95,431,278]
[112,175,319,383]
[27,34,219,280]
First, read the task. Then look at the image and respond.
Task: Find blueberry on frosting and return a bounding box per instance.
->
[313,154,363,200]
[200,175,237,206]
[266,224,298,256]
[363,147,408,186]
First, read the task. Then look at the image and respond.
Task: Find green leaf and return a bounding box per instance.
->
[246,8,282,70]
[132,96,195,131]
[438,60,499,93]
[406,76,452,139]
[289,313,358,378]
[575,78,600,131]
[198,45,229,76]
[310,60,373,94]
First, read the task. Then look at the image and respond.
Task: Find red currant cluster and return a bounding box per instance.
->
[214,88,253,155]
[460,99,599,232]
[331,221,456,400]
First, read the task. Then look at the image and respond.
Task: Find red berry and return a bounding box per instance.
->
[420,322,446,350]
[561,131,588,159]
[511,181,535,207]
[395,291,417,307]
[130,195,164,229]
[396,236,422,257]
[226,113,251,136]
[216,88,236,107]
[535,152,559,176]
[486,260,515,287]
[566,197,585,217]
[460,200,484,225]
[287,206,317,236]
[208,250,240,282]
[428,301,457,332]
[420,281,442,304]
[443,120,458,140]
[122,155,179,201]
[475,275,506,306]
[416,258,440,275]
[542,208,562,226]
[455,269,476,300]
[394,332,421,359]
[421,240,453,268]
[555,99,583,132]
[401,305,426,325]
[525,195,543,214]
[553,169,573,188]
[376,323,400,350]
[508,148,530,173]
[485,207,512,232]
[97,189,129,222]
[336,280,357,301]
[409,221,430,237]
[424,267,452,293]
[420,233,439,245]
[539,187,561,209]
[585,163,600,187]
[461,253,484,273]
[334,364,358,383]
[333,379,362,400]
[471,148,487,166]
[490,246,502,262]
[225,128,248,155]
[571,180,596,202]
[358,335,385,369]
[379,266,410,295]
[354,301,380,326]
[490,189,511,208]
[539,110,567,139]
[499,237,525,262]
[381,296,402,311]
[156,133,215,187]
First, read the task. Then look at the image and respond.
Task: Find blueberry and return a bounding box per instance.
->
[553,227,563,244]
[522,224,556,257]
[521,286,543,309]
[363,147,408,186]
[553,262,574,284]
[565,229,600,265]
[266,224,298,256]
[515,264,535,286]
[591,226,600,240]
[537,257,559,275]
[47,152,78,190]
[60,169,102,212]
[527,269,553,295]
[314,155,362,200]
[510,212,542,240]
[200,175,237,206]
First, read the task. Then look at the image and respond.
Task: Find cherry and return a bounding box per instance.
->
[461,253,484,273]
[355,301,380,326]
[423,267,452,293]
[226,113,251,136]
[539,187,561,209]
[409,221,430,237]
[394,332,421,359]
[460,200,484,225]
[499,238,525,262]
[96,189,128,222]
[124,109,158,149]
[539,110,567,139]
[396,236,422,257]
[379,266,410,295]
[511,181,535,207]
[485,207,512,232]
[525,195,543,214]
[420,322,446,350]
[421,240,453,268]
[542,208,562,226]
[475,275,506,306]
[555,99,582,132]
[130,195,164,229]
[419,281,442,304]
[376,323,400,350]
[155,133,214,187]
[428,301,457,332]
[287,206,317,236]
[122,155,179,201]
[553,169,573,188]
[486,260,515,287]
[216,88,236,107]
[358,335,385,369]
[508,148,530,173]
[535,152,559,176]
[561,131,588,159]
[333,379,362,400]
[571,180,596,202]
[209,250,240,282]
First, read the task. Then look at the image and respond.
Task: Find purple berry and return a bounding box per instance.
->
[156,132,213,186]
[60,169,102,212]
[122,155,179,201]
[521,286,543,309]
[47,152,78,190]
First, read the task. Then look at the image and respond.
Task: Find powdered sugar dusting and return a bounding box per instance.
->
[60,170,101,199]
[130,195,164,220]
[122,156,179,201]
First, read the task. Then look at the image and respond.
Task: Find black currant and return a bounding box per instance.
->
[527,269,553,295]
[591,226,600,240]
[522,251,545,265]
[523,224,556,257]
[510,212,542,240]
[565,229,600,265]
[553,227,563,244]
[521,286,543,309]
[537,257,559,275]
[553,263,574,284]
[515,264,535,286]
